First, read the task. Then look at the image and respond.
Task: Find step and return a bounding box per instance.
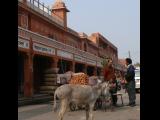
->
[39,91,55,95]
[44,74,57,78]
[40,86,58,91]
[18,94,53,106]
[44,68,59,74]
[41,82,57,86]
[43,78,57,82]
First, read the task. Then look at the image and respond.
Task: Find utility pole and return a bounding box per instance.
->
[128,51,131,58]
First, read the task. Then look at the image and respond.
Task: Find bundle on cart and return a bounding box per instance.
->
[69,73,89,85]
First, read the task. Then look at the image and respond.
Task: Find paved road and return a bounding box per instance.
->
[18,90,140,120]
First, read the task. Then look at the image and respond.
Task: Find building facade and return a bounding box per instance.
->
[18,0,122,97]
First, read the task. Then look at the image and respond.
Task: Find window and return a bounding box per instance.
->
[18,13,28,29]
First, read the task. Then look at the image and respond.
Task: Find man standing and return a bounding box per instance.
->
[125,58,136,107]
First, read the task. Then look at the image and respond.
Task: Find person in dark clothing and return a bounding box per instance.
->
[125,58,136,107]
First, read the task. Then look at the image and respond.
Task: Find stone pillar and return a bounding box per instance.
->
[83,64,87,74]
[71,61,75,72]
[93,67,97,76]
[52,57,59,68]
[24,53,34,97]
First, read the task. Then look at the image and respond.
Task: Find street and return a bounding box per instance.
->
[18,90,140,120]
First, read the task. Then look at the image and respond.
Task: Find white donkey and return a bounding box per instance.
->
[53,81,110,120]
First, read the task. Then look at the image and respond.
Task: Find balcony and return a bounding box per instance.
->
[18,27,103,67]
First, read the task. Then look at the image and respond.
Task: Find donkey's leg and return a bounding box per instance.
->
[88,103,95,120]
[109,98,114,112]
[86,104,89,120]
[58,99,68,120]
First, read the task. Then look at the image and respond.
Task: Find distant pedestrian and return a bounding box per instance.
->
[125,58,136,107]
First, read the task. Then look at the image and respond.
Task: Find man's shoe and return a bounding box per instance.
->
[130,103,136,107]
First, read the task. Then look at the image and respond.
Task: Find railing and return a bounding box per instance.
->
[18,27,103,66]
[18,27,30,40]
[19,0,64,26]
[67,28,79,37]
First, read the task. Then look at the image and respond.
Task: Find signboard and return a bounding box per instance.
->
[33,43,55,55]
[74,55,86,63]
[86,59,96,66]
[18,38,29,49]
[97,61,103,67]
[57,50,73,59]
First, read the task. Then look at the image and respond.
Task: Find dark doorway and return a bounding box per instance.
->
[87,66,94,76]
[84,43,87,51]
[18,53,24,97]
[97,68,101,76]
[75,63,84,73]
[33,55,52,94]
[58,59,72,74]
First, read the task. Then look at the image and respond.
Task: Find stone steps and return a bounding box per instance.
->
[40,68,59,95]
[18,94,53,106]
[40,86,58,91]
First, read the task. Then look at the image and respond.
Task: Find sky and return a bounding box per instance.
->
[39,0,140,64]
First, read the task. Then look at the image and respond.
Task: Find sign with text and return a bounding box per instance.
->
[86,59,96,66]
[74,55,86,63]
[57,50,73,59]
[97,61,103,67]
[18,38,29,49]
[33,43,55,55]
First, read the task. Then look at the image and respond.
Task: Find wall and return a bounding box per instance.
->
[87,44,98,56]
